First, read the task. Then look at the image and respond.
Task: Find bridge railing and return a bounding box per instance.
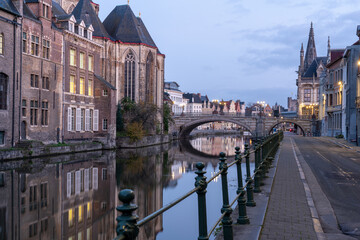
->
[114,131,284,240]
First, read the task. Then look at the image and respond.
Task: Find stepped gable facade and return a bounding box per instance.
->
[297,23,326,119]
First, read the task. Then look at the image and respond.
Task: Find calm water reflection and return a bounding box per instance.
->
[0,135,252,240]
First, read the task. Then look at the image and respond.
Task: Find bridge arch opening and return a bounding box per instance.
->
[268,121,306,136]
[179,119,254,139]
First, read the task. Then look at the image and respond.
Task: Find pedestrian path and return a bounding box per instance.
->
[259,137,318,240]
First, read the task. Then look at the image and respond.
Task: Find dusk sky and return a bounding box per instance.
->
[96,0,359,107]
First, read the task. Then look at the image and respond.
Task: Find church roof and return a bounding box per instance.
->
[0,0,20,16]
[71,0,111,39]
[303,57,327,78]
[52,0,67,17]
[304,23,317,71]
[103,5,157,48]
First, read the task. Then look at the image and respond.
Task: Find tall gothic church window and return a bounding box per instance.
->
[124,52,135,101]
[145,53,154,102]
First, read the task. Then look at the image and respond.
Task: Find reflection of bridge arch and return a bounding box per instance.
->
[267,120,306,136]
[179,118,254,139]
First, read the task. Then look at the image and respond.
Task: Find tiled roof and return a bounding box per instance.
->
[52,0,67,17]
[302,57,327,78]
[71,0,111,39]
[0,0,20,16]
[327,49,344,66]
[183,93,202,104]
[23,2,40,22]
[95,74,116,90]
[103,5,157,48]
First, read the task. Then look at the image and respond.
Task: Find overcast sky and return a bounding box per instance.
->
[96,0,359,107]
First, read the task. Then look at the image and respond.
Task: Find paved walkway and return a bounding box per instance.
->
[259,137,318,240]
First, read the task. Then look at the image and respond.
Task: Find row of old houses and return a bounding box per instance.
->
[0,0,165,149]
[164,81,246,116]
[295,23,360,143]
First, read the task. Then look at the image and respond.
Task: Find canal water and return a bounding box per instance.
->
[0,135,253,240]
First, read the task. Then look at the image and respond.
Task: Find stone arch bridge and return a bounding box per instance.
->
[173,115,313,138]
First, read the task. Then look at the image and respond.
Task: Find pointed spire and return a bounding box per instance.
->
[304,22,317,72]
[327,36,331,63]
[127,0,130,5]
[139,11,141,17]
[301,43,304,52]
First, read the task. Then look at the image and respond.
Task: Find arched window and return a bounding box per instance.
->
[145,52,154,102]
[0,33,4,55]
[124,52,135,101]
[0,73,8,110]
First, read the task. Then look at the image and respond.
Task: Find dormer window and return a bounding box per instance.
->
[86,25,94,41]
[69,22,74,32]
[88,31,92,40]
[79,27,84,37]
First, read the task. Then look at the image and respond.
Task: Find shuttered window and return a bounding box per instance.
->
[75,170,80,194]
[85,109,90,131]
[93,168,98,190]
[76,108,81,131]
[93,110,99,131]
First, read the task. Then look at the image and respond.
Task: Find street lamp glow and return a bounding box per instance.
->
[338,81,342,85]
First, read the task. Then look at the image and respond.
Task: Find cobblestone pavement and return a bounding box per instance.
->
[259,137,318,240]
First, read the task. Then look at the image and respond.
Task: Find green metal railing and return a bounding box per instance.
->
[114,131,284,240]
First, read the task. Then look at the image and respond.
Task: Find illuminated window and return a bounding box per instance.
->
[87,202,91,219]
[0,33,3,55]
[70,75,76,93]
[88,79,93,96]
[88,55,93,72]
[31,35,39,56]
[80,52,85,69]
[79,77,85,95]
[68,208,74,227]
[304,89,311,102]
[78,205,83,222]
[70,49,76,66]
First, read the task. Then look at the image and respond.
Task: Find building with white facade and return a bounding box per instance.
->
[164,82,185,115]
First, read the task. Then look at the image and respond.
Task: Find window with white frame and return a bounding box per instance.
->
[69,22,74,32]
[0,33,3,55]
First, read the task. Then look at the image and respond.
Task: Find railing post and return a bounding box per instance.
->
[219,152,233,240]
[195,162,209,240]
[245,144,256,207]
[253,144,261,193]
[116,189,139,240]
[235,147,249,224]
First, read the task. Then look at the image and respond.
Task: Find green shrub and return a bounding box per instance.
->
[126,122,145,142]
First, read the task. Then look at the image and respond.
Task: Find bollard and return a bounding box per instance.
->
[235,147,249,224]
[116,189,139,240]
[219,152,233,240]
[195,162,209,240]
[244,144,256,207]
[253,144,261,193]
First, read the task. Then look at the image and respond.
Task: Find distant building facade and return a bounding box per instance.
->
[297,23,326,119]
[164,82,184,115]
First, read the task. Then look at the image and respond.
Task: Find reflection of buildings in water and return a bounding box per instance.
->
[190,136,245,156]
[116,153,164,240]
[0,151,116,240]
